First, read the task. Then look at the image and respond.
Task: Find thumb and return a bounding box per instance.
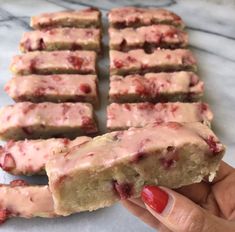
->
[141,185,232,232]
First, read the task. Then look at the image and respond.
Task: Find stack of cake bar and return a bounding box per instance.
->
[0,7,225,224]
[107,7,212,130]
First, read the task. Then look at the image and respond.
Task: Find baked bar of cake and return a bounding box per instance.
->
[109,25,188,51]
[0,102,97,140]
[0,180,56,224]
[46,122,224,216]
[20,28,101,53]
[5,74,99,106]
[109,72,203,103]
[108,7,185,29]
[31,8,101,29]
[0,137,91,175]
[107,102,213,131]
[10,50,96,75]
[110,49,197,75]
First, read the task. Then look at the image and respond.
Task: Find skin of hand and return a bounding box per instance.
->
[122,161,235,232]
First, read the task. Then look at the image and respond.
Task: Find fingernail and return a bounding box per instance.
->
[141,185,169,214]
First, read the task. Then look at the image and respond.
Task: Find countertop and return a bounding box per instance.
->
[0,0,234,231]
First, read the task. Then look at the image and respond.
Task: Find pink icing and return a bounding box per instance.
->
[109,25,188,50]
[107,102,213,130]
[110,49,197,75]
[108,7,184,28]
[109,72,204,101]
[5,74,98,104]
[10,50,96,75]
[0,137,91,175]
[20,28,100,52]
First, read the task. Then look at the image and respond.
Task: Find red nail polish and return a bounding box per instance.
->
[141,186,169,214]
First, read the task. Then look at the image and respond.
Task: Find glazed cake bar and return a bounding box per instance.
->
[20,28,101,53]
[0,102,97,140]
[0,137,91,175]
[107,102,213,131]
[109,49,197,75]
[10,50,97,76]
[5,74,99,106]
[109,25,188,51]
[31,8,101,29]
[108,7,185,29]
[0,181,56,224]
[46,122,224,215]
[109,72,203,103]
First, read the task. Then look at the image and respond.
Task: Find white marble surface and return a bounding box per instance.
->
[0,0,235,231]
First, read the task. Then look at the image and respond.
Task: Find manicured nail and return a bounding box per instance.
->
[141,185,169,214]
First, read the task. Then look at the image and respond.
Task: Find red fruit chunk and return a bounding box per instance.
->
[113,181,133,199]
[0,209,10,225]
[204,136,221,155]
[114,59,124,69]
[0,153,16,171]
[79,83,91,94]
[68,56,84,69]
[10,179,28,187]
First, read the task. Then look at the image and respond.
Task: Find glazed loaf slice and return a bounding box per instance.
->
[0,102,97,140]
[108,7,185,29]
[0,137,91,175]
[107,102,213,130]
[20,28,101,53]
[10,50,97,75]
[0,180,56,224]
[5,74,99,106]
[46,122,225,216]
[109,25,188,51]
[31,8,101,29]
[110,49,197,75]
[109,72,203,103]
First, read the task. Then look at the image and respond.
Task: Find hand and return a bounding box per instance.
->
[122,161,235,232]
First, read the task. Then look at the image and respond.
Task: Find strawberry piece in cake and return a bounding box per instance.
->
[0,181,56,223]
[108,7,185,29]
[46,122,224,216]
[5,74,98,106]
[110,49,197,75]
[10,50,96,75]
[109,25,188,51]
[31,8,101,29]
[20,28,101,53]
[107,102,213,130]
[0,102,97,140]
[109,72,203,103]
[0,137,91,175]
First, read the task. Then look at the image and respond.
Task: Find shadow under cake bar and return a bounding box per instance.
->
[109,49,197,75]
[31,8,101,29]
[5,74,99,106]
[109,72,203,103]
[0,102,97,140]
[10,50,97,76]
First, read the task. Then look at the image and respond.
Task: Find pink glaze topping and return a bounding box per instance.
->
[20,28,101,52]
[0,137,91,175]
[109,25,188,49]
[108,7,184,28]
[5,74,98,103]
[46,122,224,177]
[109,49,197,75]
[31,8,101,29]
[10,50,96,75]
[109,72,203,100]
[107,102,213,129]
[0,102,97,135]
[0,184,55,219]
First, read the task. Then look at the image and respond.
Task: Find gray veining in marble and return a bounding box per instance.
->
[0,0,235,231]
